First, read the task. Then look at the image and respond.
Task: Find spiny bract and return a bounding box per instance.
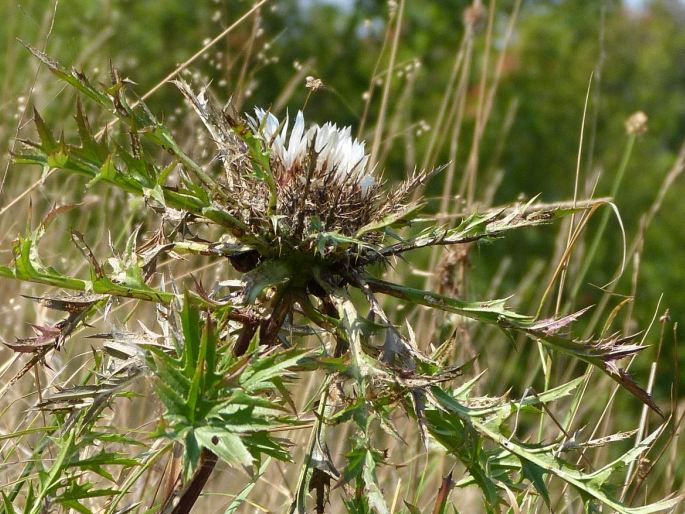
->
[177,80,428,261]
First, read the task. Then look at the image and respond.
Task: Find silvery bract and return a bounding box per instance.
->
[247,108,375,195]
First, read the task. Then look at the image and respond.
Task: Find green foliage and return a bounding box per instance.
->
[425,385,679,514]
[1,3,682,511]
[147,295,299,470]
[3,408,143,514]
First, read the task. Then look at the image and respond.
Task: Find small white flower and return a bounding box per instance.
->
[247,108,372,192]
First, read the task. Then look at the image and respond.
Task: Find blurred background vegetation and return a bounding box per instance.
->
[1,0,684,509]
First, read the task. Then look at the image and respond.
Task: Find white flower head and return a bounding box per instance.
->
[247,108,373,192]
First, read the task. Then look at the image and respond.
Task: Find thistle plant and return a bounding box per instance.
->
[0,47,680,514]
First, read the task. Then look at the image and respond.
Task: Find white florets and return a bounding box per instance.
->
[247,108,374,192]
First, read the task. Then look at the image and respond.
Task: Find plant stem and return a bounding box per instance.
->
[168,447,219,514]
[261,290,294,346]
[233,320,259,357]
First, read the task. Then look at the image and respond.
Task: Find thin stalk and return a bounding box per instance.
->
[289,378,333,514]
[622,314,666,499]
[234,6,262,111]
[369,0,404,168]
[357,3,394,139]
[583,139,685,339]
[0,0,59,202]
[627,321,682,504]
[569,134,636,303]
[460,0,496,207]
[554,72,594,317]
[419,31,468,174]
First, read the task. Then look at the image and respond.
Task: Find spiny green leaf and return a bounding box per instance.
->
[368,278,660,415]
[180,294,202,376]
[424,407,499,507]
[186,309,213,424]
[373,198,609,260]
[210,407,276,432]
[355,202,424,238]
[364,277,528,324]
[361,448,389,514]
[24,44,110,105]
[428,386,676,514]
[520,458,551,508]
[242,431,292,462]
[74,98,107,160]
[243,260,291,304]
[69,450,139,470]
[31,431,75,514]
[58,482,121,500]
[32,108,57,153]
[153,380,190,420]
[195,427,252,467]
[585,423,667,488]
[240,348,312,391]
[2,229,180,305]
[148,349,191,394]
